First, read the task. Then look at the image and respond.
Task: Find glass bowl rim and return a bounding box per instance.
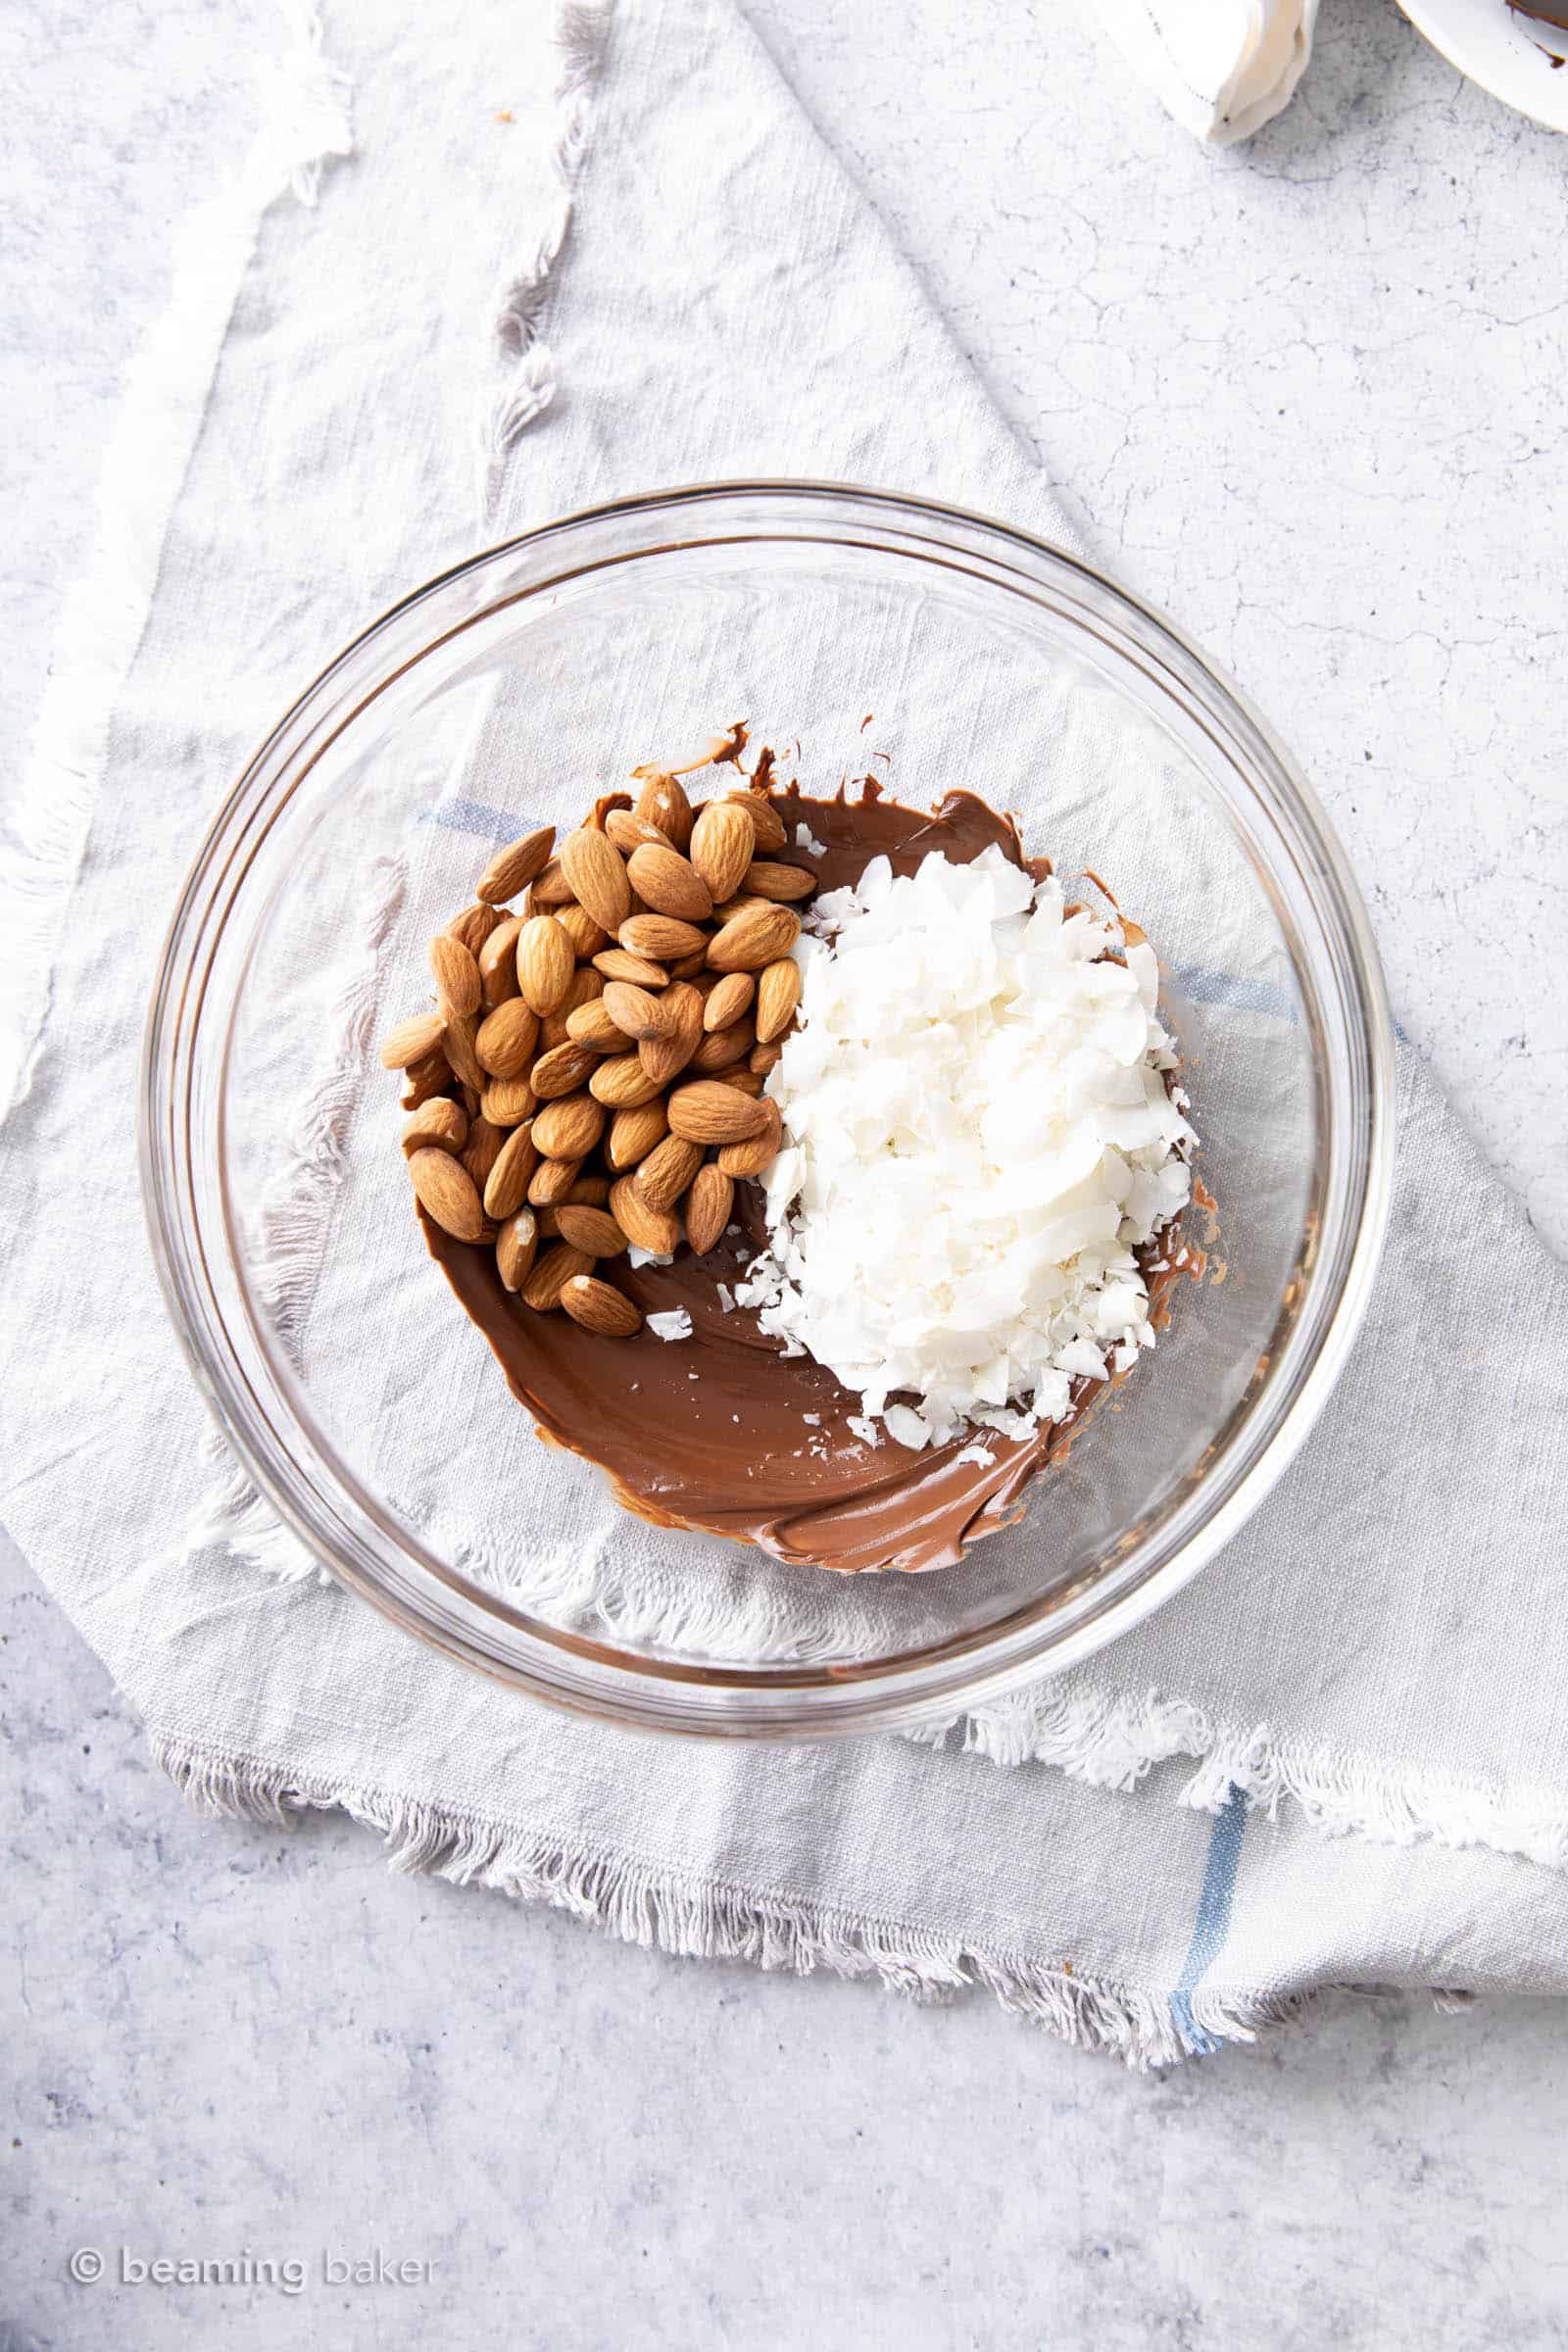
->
[141,478,1396,1738]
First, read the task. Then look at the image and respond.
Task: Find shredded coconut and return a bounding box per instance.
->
[647,1307,693,1342]
[740,845,1195,1449]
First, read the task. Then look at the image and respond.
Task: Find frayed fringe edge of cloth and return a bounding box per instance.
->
[0,4,352,1124]
[151,1730,1325,2069]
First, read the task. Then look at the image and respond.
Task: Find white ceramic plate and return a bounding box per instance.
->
[1398,0,1568,129]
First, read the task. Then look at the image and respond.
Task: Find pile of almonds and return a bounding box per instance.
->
[379,756,811,1340]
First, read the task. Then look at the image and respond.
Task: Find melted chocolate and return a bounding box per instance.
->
[424,786,1181,1576]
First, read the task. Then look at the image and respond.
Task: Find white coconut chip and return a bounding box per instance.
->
[647,1307,693,1342]
[742,844,1196,1450]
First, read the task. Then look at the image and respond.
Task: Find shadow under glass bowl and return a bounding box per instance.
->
[142,482,1394,1738]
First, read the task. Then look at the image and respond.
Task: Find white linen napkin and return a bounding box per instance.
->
[2,0,1566,2068]
[1088,0,1318,143]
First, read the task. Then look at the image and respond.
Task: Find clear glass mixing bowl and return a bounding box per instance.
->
[142,484,1394,1736]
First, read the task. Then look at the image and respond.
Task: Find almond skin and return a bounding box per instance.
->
[556,900,610,961]
[474,998,541,1079]
[400,1050,452,1110]
[634,1133,704,1213]
[744,858,815,903]
[606,809,674,856]
[602,981,679,1042]
[685,1164,735,1255]
[478,825,556,904]
[703,971,755,1031]
[528,1152,585,1207]
[555,1205,628,1258]
[606,1100,669,1172]
[560,826,632,934]
[593,948,670,989]
[626,842,713,923]
[447,902,508,956]
[460,1115,508,1190]
[520,1242,593,1310]
[428,932,481,1016]
[442,1010,489,1094]
[408,1147,484,1243]
[401,1098,467,1156]
[666,1080,772,1145]
[637,981,705,1087]
[690,799,756,903]
[619,912,709,963]
[380,1010,446,1070]
[609,1175,681,1255]
[530,1039,601,1100]
[632,772,694,852]
[477,915,524,1008]
[560,1275,642,1339]
[565,997,627,1053]
[531,1092,606,1161]
[755,956,803,1043]
[730,791,787,853]
[589,1054,664,1109]
[716,1099,782,1177]
[515,916,574,1015]
[483,1122,540,1219]
[495,1208,539,1292]
[692,1019,755,1073]
[707,903,801,973]
[480,1074,537,1128]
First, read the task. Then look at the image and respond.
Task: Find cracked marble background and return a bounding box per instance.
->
[4,0,1567,2344]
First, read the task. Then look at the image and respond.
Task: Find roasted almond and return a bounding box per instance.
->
[619,913,709,963]
[703,971,755,1031]
[528,857,576,907]
[528,1152,585,1207]
[477,915,524,1008]
[408,1147,484,1243]
[477,825,556,904]
[605,809,674,856]
[593,948,669,989]
[428,931,481,1016]
[744,858,815,903]
[730,791,787,854]
[555,1205,628,1258]
[602,981,679,1043]
[606,1100,669,1173]
[565,997,626,1053]
[380,1010,446,1070]
[483,1122,540,1219]
[401,1098,467,1155]
[755,956,803,1043]
[707,903,801,973]
[560,827,632,935]
[495,1207,538,1292]
[666,1080,772,1145]
[692,1018,755,1073]
[474,998,541,1079]
[685,1164,734,1255]
[401,1050,452,1110]
[632,771,694,852]
[556,900,610,960]
[530,1039,601,1100]
[460,1115,508,1190]
[480,1074,537,1128]
[532,1092,606,1161]
[717,1099,782,1177]
[560,1275,642,1339]
[634,1133,704,1214]
[447,902,507,956]
[637,981,704,1087]
[626,842,712,923]
[515,916,574,1015]
[749,1039,783,1077]
[589,1054,664,1109]
[689,799,755,902]
[442,1010,489,1094]
[520,1242,593,1310]
[609,1175,681,1256]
